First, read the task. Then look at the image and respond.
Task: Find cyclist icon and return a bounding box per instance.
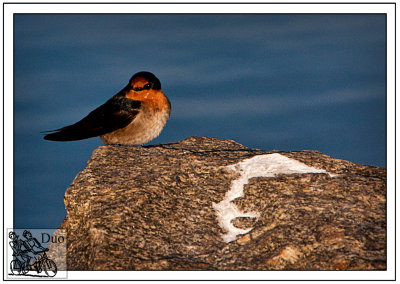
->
[9,231,29,275]
[9,230,57,277]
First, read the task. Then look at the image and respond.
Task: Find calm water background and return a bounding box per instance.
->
[14,14,386,228]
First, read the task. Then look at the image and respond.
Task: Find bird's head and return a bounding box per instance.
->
[129,71,161,91]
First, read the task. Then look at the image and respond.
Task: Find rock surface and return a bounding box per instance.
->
[49,136,386,270]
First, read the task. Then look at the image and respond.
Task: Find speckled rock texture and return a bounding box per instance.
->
[51,136,386,270]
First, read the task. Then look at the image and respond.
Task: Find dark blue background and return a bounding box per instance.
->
[14,14,386,229]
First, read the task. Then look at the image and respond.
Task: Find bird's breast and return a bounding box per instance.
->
[100,93,170,145]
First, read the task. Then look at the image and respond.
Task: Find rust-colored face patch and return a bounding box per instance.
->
[130,77,149,90]
[126,75,170,112]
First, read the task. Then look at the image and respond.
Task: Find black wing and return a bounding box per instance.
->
[43,94,141,141]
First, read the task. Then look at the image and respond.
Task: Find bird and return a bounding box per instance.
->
[43,71,171,145]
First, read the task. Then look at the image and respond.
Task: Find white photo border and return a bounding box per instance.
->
[3,1,396,281]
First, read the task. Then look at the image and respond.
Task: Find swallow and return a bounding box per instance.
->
[43,71,171,145]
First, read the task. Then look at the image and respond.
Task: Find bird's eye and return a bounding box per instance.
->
[143,83,151,90]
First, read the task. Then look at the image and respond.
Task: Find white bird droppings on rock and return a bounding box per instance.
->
[213,153,335,243]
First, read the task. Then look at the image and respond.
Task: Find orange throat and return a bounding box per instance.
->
[126,89,170,112]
